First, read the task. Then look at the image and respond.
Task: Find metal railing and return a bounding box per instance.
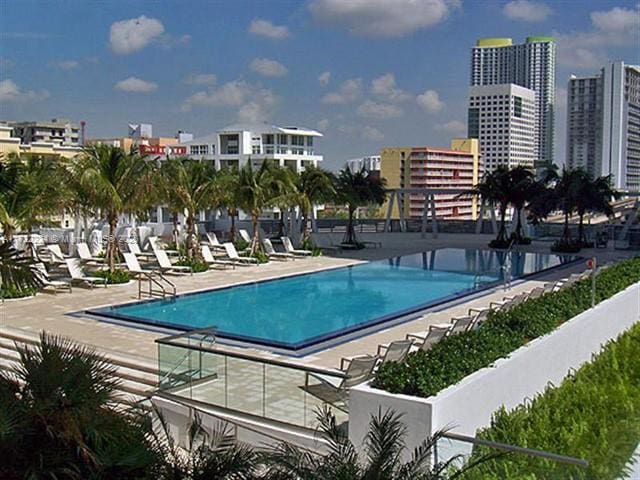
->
[137,271,176,299]
[155,330,349,430]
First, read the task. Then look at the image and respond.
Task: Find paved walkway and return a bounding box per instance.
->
[0,233,633,372]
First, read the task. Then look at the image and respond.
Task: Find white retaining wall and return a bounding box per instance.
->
[349,282,640,459]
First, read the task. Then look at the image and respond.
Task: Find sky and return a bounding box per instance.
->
[0,0,639,170]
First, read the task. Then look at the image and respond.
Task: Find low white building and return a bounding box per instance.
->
[178,123,323,172]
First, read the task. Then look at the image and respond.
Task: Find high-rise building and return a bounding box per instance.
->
[470,36,556,165]
[380,139,481,220]
[468,84,537,171]
[566,61,640,191]
[346,155,381,173]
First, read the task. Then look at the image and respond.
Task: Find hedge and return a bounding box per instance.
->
[461,321,640,480]
[373,256,640,398]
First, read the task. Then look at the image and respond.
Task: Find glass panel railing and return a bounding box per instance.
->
[435,432,589,479]
[156,329,349,430]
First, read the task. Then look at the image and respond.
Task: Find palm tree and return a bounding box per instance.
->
[74,145,157,271]
[555,168,583,246]
[334,167,386,247]
[236,160,288,254]
[263,406,483,479]
[0,154,68,243]
[159,158,219,259]
[574,173,618,246]
[0,242,42,297]
[150,409,257,480]
[216,167,241,242]
[506,166,538,244]
[0,332,158,479]
[296,165,335,244]
[465,166,512,248]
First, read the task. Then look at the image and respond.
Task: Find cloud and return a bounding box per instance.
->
[181,80,277,123]
[248,19,291,39]
[435,120,466,134]
[318,71,331,87]
[309,0,458,38]
[416,89,444,113]
[322,78,363,104]
[250,58,288,77]
[185,73,217,85]
[0,79,49,103]
[357,100,403,120]
[114,76,158,93]
[503,0,552,22]
[338,124,384,141]
[370,73,411,102]
[316,118,330,131]
[109,16,165,54]
[555,5,639,69]
[51,60,79,70]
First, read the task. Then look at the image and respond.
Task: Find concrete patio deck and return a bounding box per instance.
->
[1,233,634,372]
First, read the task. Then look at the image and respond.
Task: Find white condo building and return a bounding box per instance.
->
[178,123,323,172]
[470,37,556,165]
[346,155,381,173]
[567,62,640,191]
[468,84,537,171]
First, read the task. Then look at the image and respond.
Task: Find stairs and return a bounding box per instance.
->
[0,327,159,408]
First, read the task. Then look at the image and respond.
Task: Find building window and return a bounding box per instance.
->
[265,134,274,144]
[307,137,314,146]
[277,134,288,144]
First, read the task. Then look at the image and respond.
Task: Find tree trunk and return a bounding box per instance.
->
[578,212,585,245]
[515,207,523,242]
[228,208,236,242]
[562,210,571,243]
[251,213,259,255]
[345,205,357,245]
[172,212,179,248]
[301,208,310,245]
[497,205,507,243]
[107,212,118,272]
[186,213,195,259]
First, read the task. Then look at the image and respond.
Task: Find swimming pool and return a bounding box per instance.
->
[90,248,578,352]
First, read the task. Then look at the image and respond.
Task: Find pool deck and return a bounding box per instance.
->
[1,233,634,371]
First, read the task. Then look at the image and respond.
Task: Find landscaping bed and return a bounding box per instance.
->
[461,321,640,480]
[374,256,640,398]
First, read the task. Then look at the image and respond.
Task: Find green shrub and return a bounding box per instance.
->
[251,250,270,264]
[0,285,37,299]
[234,238,250,252]
[176,257,209,273]
[462,322,640,480]
[301,238,323,256]
[374,256,640,398]
[94,269,131,284]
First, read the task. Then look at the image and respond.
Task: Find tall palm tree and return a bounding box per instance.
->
[74,145,157,271]
[555,168,583,245]
[0,332,158,479]
[506,166,538,243]
[334,167,386,246]
[296,165,335,244]
[465,166,512,248]
[159,158,219,259]
[215,167,241,242]
[236,160,288,254]
[574,173,618,246]
[263,406,483,479]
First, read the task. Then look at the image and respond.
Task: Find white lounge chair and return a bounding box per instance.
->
[281,236,312,257]
[76,242,103,264]
[238,229,253,244]
[202,232,226,252]
[123,252,157,277]
[341,339,412,371]
[262,239,294,261]
[153,249,192,275]
[65,258,107,288]
[222,242,259,265]
[33,263,72,294]
[127,240,156,261]
[201,245,235,269]
[405,324,453,351]
[303,355,378,412]
[148,236,180,256]
[45,244,69,264]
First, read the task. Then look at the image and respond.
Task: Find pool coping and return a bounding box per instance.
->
[82,249,583,356]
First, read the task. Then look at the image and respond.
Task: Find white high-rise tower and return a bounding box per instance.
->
[470,37,556,166]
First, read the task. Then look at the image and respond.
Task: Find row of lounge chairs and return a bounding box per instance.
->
[305,268,600,412]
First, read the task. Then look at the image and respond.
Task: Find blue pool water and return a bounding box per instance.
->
[92,248,578,351]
